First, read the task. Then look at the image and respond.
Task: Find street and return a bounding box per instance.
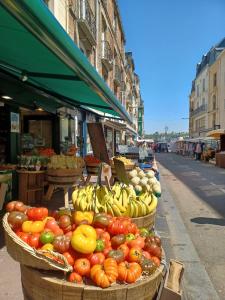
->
[157,153,225,300]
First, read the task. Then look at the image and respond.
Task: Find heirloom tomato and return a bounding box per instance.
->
[27,207,48,221]
[6,201,27,213]
[127,236,145,249]
[118,262,142,283]
[73,211,93,225]
[71,225,96,254]
[128,248,142,263]
[107,249,124,263]
[118,244,129,259]
[68,272,83,284]
[53,235,70,253]
[89,253,105,266]
[95,239,105,252]
[63,251,75,266]
[8,211,28,230]
[74,258,91,276]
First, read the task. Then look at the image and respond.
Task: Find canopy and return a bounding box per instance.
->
[0,0,131,122]
[206,129,225,139]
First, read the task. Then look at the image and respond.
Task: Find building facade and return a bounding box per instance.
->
[189,38,225,138]
[44,0,144,153]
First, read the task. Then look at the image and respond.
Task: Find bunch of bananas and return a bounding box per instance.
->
[111,156,133,165]
[72,183,158,218]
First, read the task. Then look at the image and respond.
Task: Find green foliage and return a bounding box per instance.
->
[145,131,189,142]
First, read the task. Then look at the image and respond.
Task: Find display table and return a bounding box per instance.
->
[215,153,225,168]
[17,170,45,205]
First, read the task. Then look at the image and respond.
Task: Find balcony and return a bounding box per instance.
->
[101,40,113,71]
[77,0,96,46]
[190,104,207,117]
[114,65,122,86]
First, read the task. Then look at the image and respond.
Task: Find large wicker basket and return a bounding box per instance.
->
[2,213,72,272]
[21,260,165,300]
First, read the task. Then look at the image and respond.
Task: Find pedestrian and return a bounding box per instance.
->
[195,141,202,160]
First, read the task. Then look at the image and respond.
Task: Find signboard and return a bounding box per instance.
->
[10,112,20,133]
[87,123,110,164]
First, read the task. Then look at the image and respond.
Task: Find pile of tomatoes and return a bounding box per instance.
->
[84,155,101,164]
[6,201,162,289]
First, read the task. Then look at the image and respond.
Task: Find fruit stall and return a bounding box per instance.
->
[3,194,164,300]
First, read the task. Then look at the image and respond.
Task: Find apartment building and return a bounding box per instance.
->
[44,0,144,153]
[189,38,225,138]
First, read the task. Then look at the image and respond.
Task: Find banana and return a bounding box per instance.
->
[121,189,129,208]
[111,204,123,216]
[106,202,114,216]
[147,195,158,213]
[112,199,126,213]
[138,200,147,216]
[79,195,87,211]
[132,201,139,218]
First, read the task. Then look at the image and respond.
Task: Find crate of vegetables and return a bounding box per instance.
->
[3,201,164,299]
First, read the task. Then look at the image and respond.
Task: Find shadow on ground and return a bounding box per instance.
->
[191,217,225,226]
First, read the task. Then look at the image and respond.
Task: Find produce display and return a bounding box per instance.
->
[84,155,101,164]
[47,155,85,169]
[6,201,162,289]
[111,156,134,165]
[72,183,158,217]
[128,167,161,197]
[38,148,55,157]
[17,155,49,171]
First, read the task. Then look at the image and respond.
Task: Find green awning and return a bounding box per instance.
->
[0,0,131,122]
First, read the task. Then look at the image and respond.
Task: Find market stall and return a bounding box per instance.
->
[207,129,225,167]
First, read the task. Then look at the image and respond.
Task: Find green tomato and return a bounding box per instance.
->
[126,233,135,241]
[139,227,149,237]
[40,231,54,245]
[95,239,105,252]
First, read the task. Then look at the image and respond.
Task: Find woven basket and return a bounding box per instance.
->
[21,260,165,300]
[2,213,72,272]
[132,210,156,229]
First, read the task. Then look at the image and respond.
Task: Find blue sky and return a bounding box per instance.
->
[118,0,225,134]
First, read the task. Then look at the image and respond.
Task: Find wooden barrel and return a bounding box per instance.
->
[47,169,83,184]
[132,210,156,229]
[21,262,164,300]
[85,162,101,175]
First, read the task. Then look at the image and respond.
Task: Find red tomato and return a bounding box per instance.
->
[17,232,30,244]
[127,236,145,249]
[29,233,41,248]
[127,222,138,235]
[142,251,151,259]
[68,272,83,283]
[89,253,105,266]
[118,243,129,259]
[128,248,142,263]
[63,252,75,266]
[65,231,73,238]
[151,256,161,267]
[103,246,112,257]
[74,258,91,277]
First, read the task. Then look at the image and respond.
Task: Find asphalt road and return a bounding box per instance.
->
[157,153,225,300]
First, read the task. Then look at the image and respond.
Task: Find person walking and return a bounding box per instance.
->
[195,141,202,160]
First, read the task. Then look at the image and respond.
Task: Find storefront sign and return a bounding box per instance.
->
[10,112,20,133]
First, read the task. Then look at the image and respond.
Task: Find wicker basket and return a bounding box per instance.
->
[2,213,72,272]
[85,162,101,175]
[47,168,83,184]
[21,260,165,300]
[132,210,156,229]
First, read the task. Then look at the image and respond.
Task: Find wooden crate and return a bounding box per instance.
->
[17,170,45,205]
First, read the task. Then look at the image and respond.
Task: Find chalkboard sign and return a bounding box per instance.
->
[87,123,110,164]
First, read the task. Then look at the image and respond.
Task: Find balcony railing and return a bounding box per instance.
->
[114,65,122,85]
[101,40,113,70]
[190,104,207,117]
[77,0,96,43]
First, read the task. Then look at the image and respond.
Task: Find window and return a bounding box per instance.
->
[202,98,205,106]
[212,95,216,110]
[213,73,217,87]
[202,79,205,92]
[197,85,199,97]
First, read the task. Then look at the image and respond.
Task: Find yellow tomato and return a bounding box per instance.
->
[71,224,96,254]
[22,220,44,233]
[73,211,94,225]
[22,221,33,233]
[31,221,45,233]
[41,243,54,251]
